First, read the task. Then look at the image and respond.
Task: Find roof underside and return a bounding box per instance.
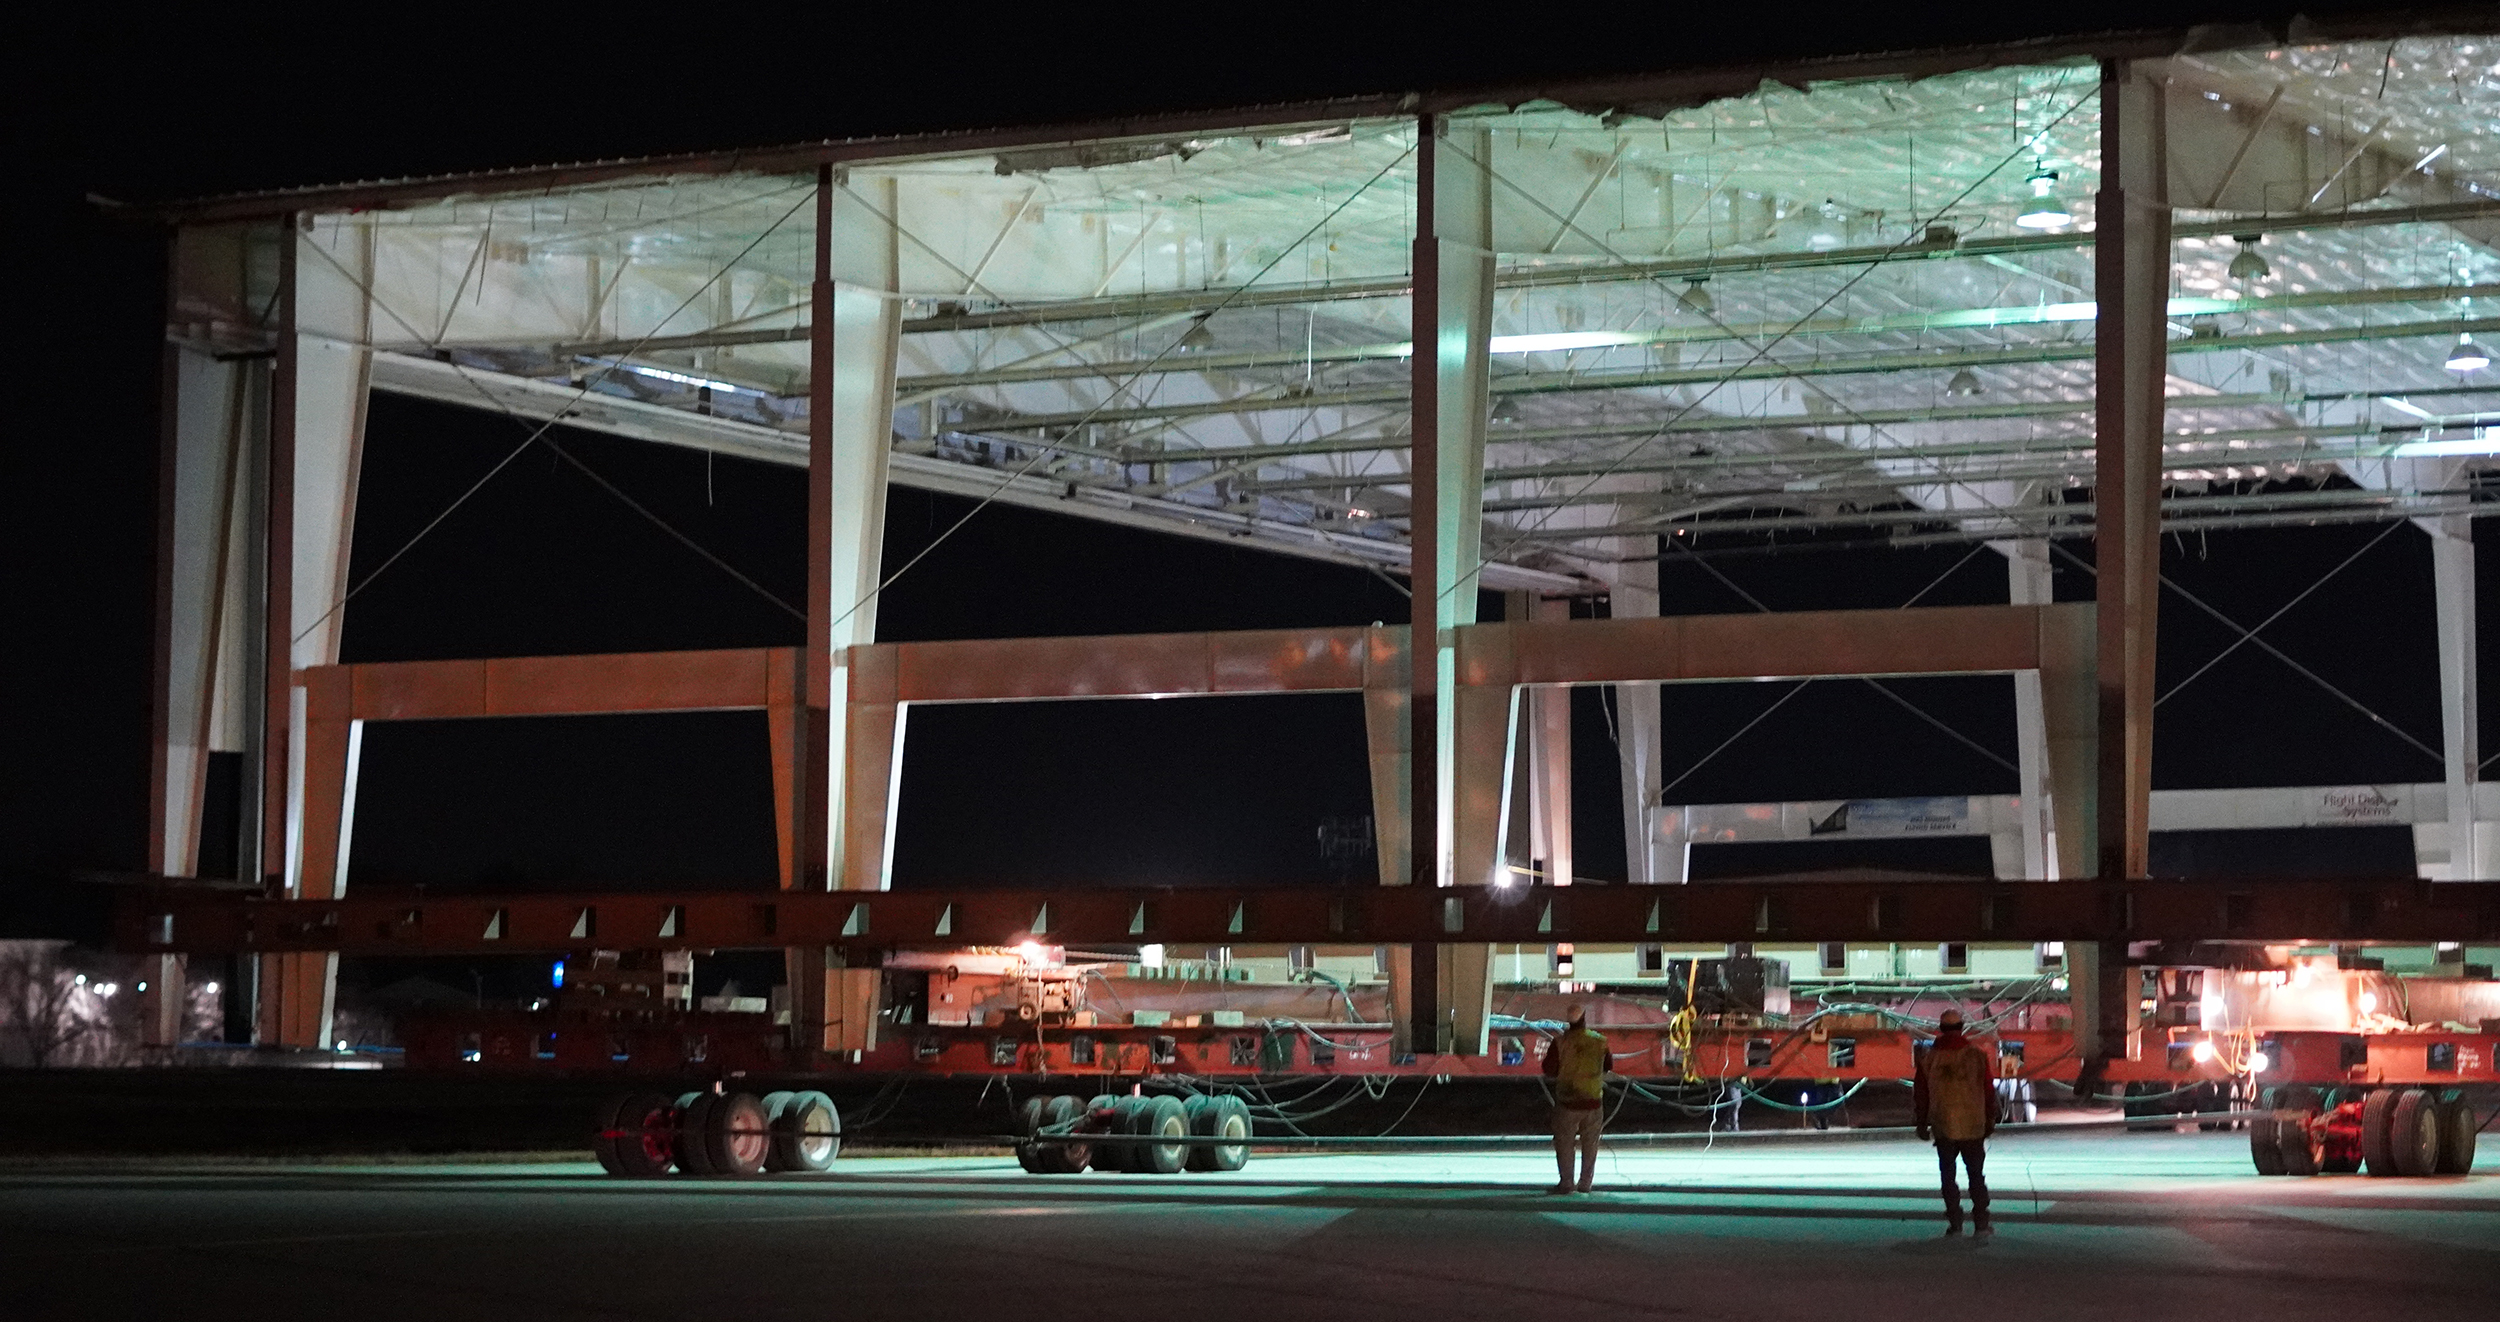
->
[168,33,2500,585]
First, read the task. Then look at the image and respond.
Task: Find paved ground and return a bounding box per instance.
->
[2,1129,2491,1321]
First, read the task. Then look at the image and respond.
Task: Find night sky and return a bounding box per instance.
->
[7,3,2470,939]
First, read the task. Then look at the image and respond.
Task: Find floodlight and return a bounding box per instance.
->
[2227,235,2271,281]
[2445,333,2490,373]
[2014,169,2071,230]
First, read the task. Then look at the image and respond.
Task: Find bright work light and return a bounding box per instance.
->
[2445,333,2490,373]
[2014,169,2071,230]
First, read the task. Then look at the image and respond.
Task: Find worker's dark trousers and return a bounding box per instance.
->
[1934,1139,1989,1228]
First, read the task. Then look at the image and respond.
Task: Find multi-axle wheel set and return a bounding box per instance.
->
[1011,1093,1253,1175]
[592,1089,842,1178]
[2250,1085,2480,1177]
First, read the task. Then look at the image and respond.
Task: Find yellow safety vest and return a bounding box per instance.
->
[1922,1042,1993,1141]
[1550,1027,1607,1106]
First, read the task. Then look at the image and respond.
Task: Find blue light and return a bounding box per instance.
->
[552,959,566,989]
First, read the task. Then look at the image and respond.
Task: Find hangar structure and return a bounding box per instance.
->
[137,24,2500,1079]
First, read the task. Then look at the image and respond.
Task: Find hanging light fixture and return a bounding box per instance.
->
[2447,333,2492,373]
[2014,168,2071,230]
[1175,315,1216,352]
[1489,396,1522,424]
[1944,368,1983,397]
[2227,234,2271,281]
[1677,279,1715,316]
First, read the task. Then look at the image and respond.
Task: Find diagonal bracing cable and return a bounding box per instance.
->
[2153,517,2407,706]
[288,187,819,644]
[1653,537,2015,799]
[1443,70,2096,587]
[2047,539,2441,764]
[818,142,1420,637]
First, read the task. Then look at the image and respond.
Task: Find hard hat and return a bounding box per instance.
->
[1936,1010,1964,1028]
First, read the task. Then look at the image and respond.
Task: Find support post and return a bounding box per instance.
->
[1404,116,1496,1054]
[251,215,376,1050]
[1603,552,1665,884]
[801,168,903,1056]
[2424,516,2483,880]
[2084,59,2170,1066]
[2091,60,2171,887]
[1996,540,2058,878]
[1531,597,1574,888]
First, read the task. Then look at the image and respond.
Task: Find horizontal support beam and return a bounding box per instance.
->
[118,877,2500,956]
[982,316,2500,432]
[360,350,1580,590]
[901,283,2500,392]
[303,648,799,721]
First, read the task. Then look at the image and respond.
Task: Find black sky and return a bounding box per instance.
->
[7,4,2477,935]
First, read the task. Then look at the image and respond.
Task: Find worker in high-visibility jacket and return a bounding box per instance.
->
[1541,1004,1607,1193]
[1913,1009,1998,1238]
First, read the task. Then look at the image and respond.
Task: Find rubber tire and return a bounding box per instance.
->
[1140,1095,1189,1175]
[2361,1088,2402,1177]
[2390,1089,2442,1177]
[706,1091,773,1178]
[592,1093,631,1176]
[2434,1095,2478,1176]
[2276,1087,2322,1176]
[1209,1095,1252,1172]
[1014,1096,1050,1173]
[770,1090,841,1172]
[1182,1096,1221,1172]
[1110,1096,1154,1173]
[675,1092,720,1176]
[1040,1095,1089,1173]
[2249,1113,2287,1175]
[605,1091,678,1179]
[1084,1095,1124,1171]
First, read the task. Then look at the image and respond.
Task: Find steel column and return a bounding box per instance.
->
[2092,60,2171,882]
[1409,117,1496,1053]
[1601,554,1665,884]
[2426,516,2485,880]
[804,170,903,1054]
[2083,59,2172,1066]
[1997,540,2058,878]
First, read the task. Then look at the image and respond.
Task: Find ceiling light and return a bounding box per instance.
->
[1490,330,1645,353]
[1944,368,1983,397]
[1489,396,1522,424]
[2014,169,2071,230]
[2445,333,2491,373]
[2227,234,2271,281]
[1176,316,1216,352]
[1677,280,1714,316]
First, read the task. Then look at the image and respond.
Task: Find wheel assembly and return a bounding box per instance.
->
[1095,1094,1135,1174]
[702,1091,773,1178]
[2360,1088,2402,1176]
[2274,1087,2323,1176]
[1180,1094,1250,1172]
[1038,1095,1089,1173]
[767,1090,841,1173]
[1014,1096,1051,1174]
[2388,1088,2442,1177]
[1108,1095,1154,1173]
[1208,1095,1251,1172]
[1139,1095,1189,1175]
[2248,1111,2287,1175]
[2433,1093,2478,1176]
[1182,1096,1220,1172]
[598,1091,678,1179]
[674,1092,721,1177]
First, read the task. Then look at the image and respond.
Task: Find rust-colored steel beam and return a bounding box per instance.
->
[306,648,800,720]
[120,878,2500,958]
